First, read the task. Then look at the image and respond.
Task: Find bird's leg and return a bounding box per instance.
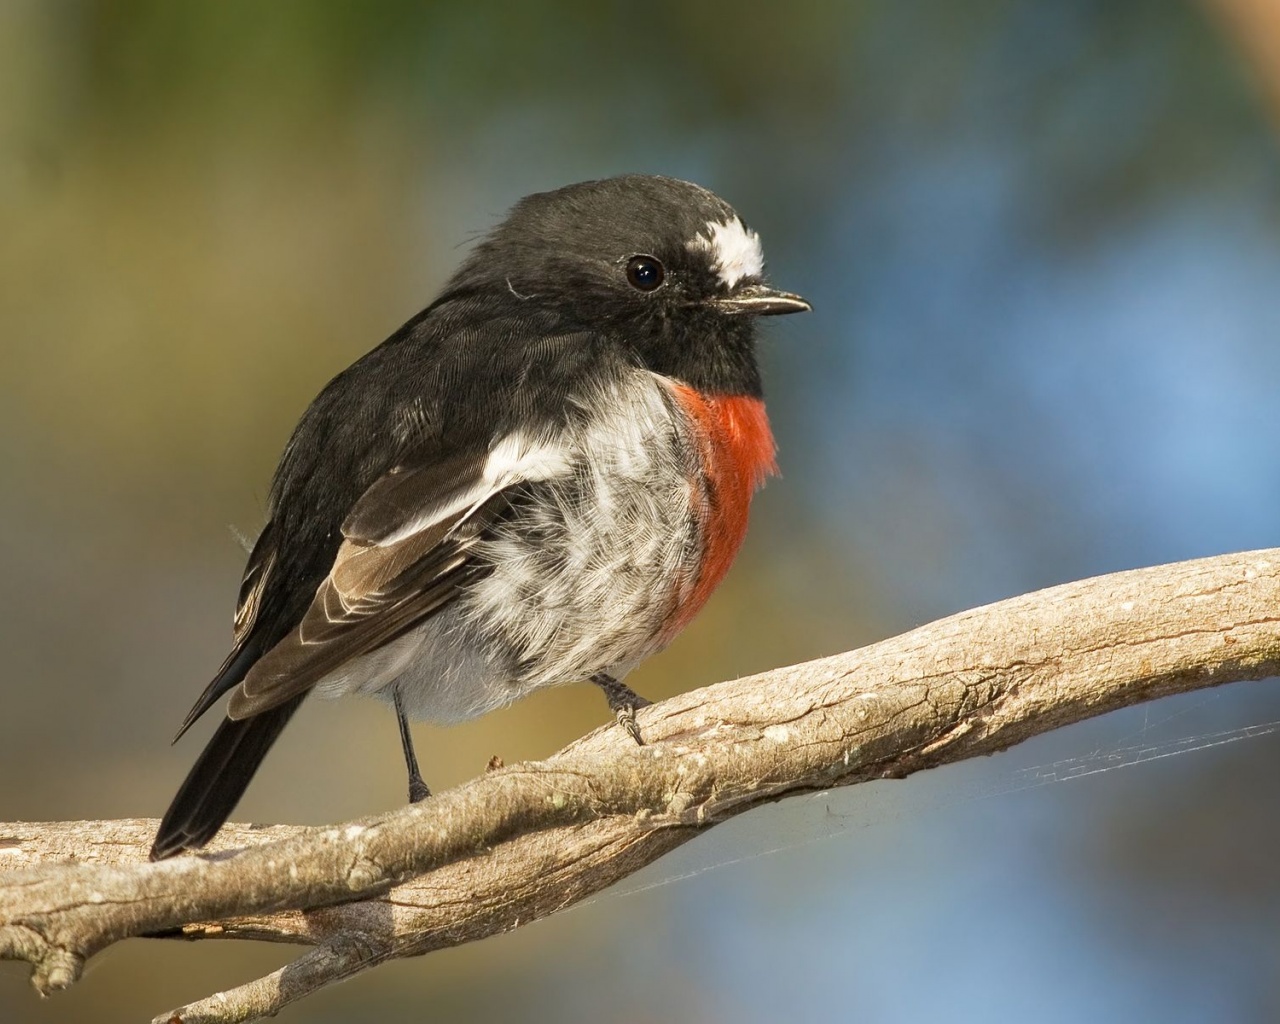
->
[590,673,652,746]
[393,687,431,804]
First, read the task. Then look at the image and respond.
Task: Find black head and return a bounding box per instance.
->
[445,175,810,397]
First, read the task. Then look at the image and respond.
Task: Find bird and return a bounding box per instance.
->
[150,174,810,860]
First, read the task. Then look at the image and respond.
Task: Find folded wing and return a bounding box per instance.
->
[226,432,573,718]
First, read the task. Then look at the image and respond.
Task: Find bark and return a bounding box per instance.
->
[2,549,1278,1024]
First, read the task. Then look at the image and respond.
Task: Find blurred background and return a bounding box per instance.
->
[3,1,1280,1021]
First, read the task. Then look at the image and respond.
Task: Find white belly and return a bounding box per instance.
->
[315,370,704,723]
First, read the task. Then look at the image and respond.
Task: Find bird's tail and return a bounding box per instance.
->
[149,695,305,860]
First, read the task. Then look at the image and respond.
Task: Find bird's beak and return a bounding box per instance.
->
[711,283,812,316]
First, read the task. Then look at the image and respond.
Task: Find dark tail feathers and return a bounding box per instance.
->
[150,695,305,860]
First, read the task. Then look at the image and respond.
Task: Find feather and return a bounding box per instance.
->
[150,696,304,860]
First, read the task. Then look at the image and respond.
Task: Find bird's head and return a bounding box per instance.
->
[447,175,810,396]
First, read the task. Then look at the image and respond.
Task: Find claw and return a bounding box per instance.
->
[616,705,645,746]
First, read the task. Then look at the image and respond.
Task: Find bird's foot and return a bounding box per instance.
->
[591,673,652,746]
[407,773,431,804]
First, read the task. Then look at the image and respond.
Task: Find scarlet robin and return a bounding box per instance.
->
[151,175,810,860]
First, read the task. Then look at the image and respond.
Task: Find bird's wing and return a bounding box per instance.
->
[169,314,601,739]
[222,432,574,720]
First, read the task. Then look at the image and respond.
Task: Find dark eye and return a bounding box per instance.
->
[625,255,665,292]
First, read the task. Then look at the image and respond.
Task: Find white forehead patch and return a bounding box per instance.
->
[688,218,764,288]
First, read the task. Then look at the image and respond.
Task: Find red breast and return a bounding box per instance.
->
[664,382,777,636]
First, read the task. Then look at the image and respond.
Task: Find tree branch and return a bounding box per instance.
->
[3,550,1278,1023]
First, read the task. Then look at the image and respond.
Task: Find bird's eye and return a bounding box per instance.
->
[625,255,665,292]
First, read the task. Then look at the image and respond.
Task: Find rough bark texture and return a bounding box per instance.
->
[2,550,1279,1024]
